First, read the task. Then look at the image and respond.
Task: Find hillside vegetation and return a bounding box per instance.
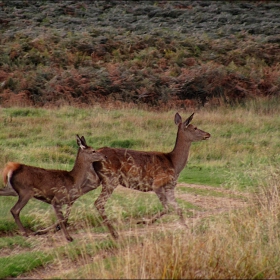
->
[0,1,279,108]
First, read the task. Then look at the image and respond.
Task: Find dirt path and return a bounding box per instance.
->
[13,183,251,279]
[177,183,249,213]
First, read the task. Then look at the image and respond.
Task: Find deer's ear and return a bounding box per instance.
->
[76,135,87,149]
[184,113,194,126]
[81,136,87,146]
[174,112,182,125]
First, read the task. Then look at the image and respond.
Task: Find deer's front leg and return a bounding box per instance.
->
[35,198,74,235]
[137,178,185,226]
[94,183,118,239]
[53,201,74,232]
[81,170,101,195]
[165,186,187,227]
[137,186,169,225]
[52,199,73,242]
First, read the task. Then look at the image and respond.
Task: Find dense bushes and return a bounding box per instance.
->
[0,1,279,108]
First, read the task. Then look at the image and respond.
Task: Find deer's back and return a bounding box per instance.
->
[93,147,175,191]
[9,164,75,200]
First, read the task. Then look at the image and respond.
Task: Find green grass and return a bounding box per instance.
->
[0,251,53,278]
[0,234,119,279]
[0,238,119,279]
[54,238,119,262]
[0,102,279,278]
[0,236,33,249]
[179,164,224,187]
[178,186,225,198]
[177,186,246,202]
[0,102,278,186]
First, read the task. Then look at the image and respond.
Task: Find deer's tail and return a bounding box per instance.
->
[1,162,21,196]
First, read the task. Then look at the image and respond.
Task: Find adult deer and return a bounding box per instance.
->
[92,112,211,238]
[1,135,105,242]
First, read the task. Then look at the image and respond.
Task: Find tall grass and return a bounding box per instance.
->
[55,169,280,279]
[0,99,279,278]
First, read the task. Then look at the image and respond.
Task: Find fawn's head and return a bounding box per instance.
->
[174,112,211,142]
[76,135,105,162]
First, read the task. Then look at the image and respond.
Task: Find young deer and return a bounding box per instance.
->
[1,135,105,242]
[92,112,211,238]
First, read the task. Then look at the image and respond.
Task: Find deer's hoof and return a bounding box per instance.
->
[21,228,34,237]
[111,230,119,239]
[34,229,49,236]
[137,219,150,225]
[67,236,74,242]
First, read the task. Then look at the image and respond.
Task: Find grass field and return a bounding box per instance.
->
[0,98,279,278]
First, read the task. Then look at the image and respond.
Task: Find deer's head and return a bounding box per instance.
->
[174,113,211,142]
[76,135,105,162]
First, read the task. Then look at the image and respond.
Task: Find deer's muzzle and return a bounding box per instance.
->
[204,133,211,140]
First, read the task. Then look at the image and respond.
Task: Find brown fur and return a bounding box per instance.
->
[1,135,104,242]
[92,113,211,239]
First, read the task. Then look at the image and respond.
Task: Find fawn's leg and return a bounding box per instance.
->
[35,200,74,235]
[63,201,74,226]
[94,184,118,239]
[11,194,31,236]
[52,200,73,242]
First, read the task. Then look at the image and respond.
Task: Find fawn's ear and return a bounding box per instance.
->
[184,113,194,126]
[81,136,87,146]
[76,135,87,149]
[174,112,182,125]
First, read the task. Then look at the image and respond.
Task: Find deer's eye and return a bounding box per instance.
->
[194,127,197,130]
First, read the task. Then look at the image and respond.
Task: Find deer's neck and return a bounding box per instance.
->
[169,130,192,176]
[70,150,89,186]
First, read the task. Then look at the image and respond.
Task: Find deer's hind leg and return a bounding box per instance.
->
[11,193,32,236]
